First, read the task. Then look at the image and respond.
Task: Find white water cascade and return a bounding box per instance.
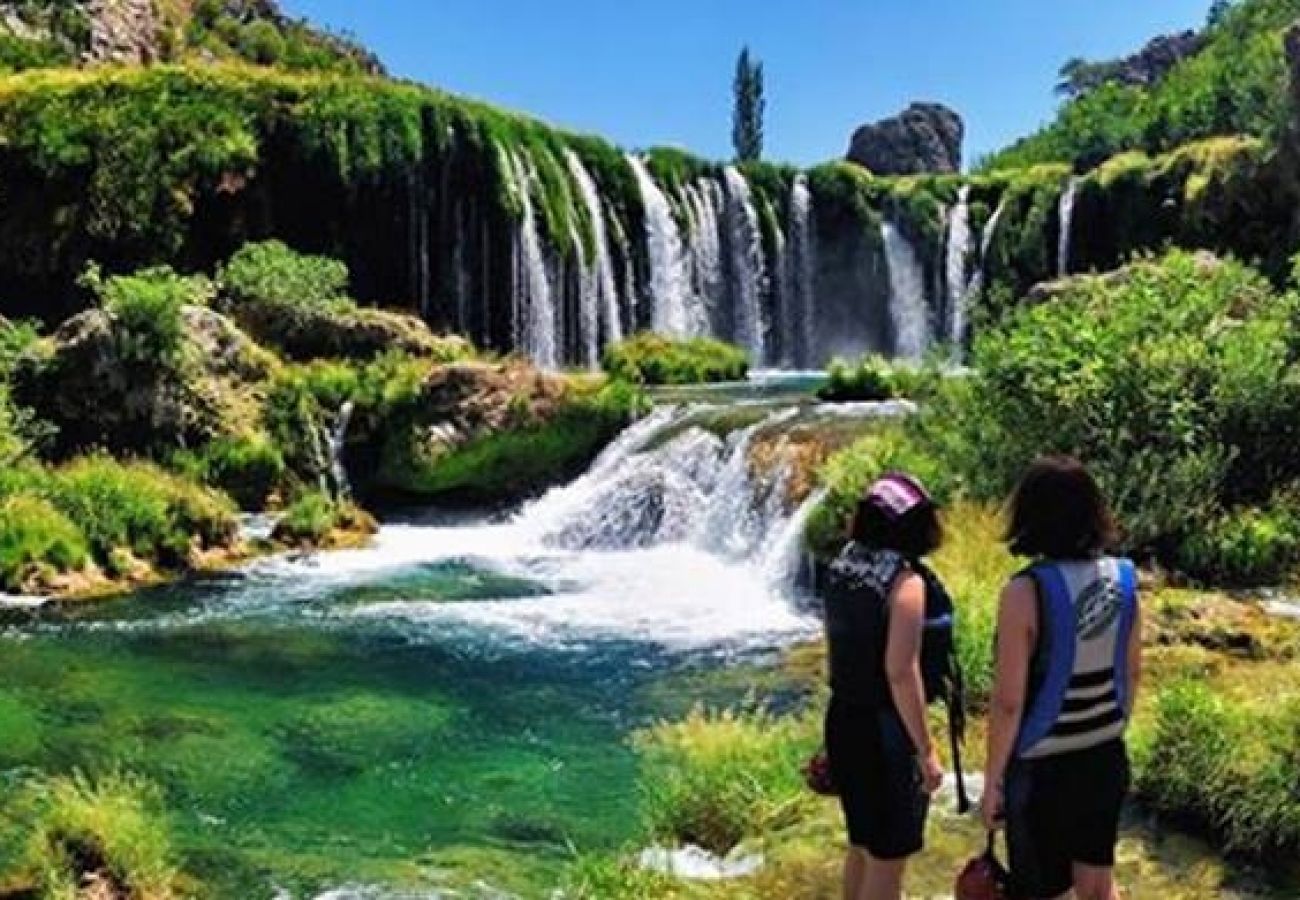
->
[629,155,695,337]
[785,175,817,368]
[504,150,559,369]
[723,166,769,364]
[683,180,726,321]
[945,185,973,348]
[1058,177,1080,277]
[565,150,622,364]
[881,221,931,360]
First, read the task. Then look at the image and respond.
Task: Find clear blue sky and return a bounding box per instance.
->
[281,0,1211,167]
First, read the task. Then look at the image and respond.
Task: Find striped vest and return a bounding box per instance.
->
[1015,557,1138,759]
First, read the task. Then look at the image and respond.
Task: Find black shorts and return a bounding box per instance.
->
[1005,739,1130,899]
[824,695,929,860]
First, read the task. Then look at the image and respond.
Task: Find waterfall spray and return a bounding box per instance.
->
[945,185,973,348]
[1058,177,1080,277]
[881,221,931,360]
[629,155,694,337]
[723,166,769,364]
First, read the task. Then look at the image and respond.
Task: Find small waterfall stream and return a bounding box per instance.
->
[1058,177,1080,277]
[629,155,694,337]
[945,186,973,348]
[881,221,931,360]
[723,166,770,365]
[504,150,559,369]
[566,150,622,360]
[786,175,817,368]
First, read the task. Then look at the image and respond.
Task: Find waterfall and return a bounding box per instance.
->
[1058,177,1079,277]
[881,221,931,360]
[503,150,559,369]
[629,155,694,337]
[683,180,725,320]
[945,185,973,347]
[786,175,816,367]
[565,150,622,360]
[723,166,769,364]
[519,405,807,586]
[327,400,355,500]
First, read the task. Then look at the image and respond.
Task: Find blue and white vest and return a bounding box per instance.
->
[1015,557,1138,759]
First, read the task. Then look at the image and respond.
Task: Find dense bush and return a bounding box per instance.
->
[174,435,287,511]
[1135,679,1300,856]
[220,240,352,313]
[1176,495,1300,585]
[5,771,182,899]
[936,251,1300,565]
[271,491,337,546]
[633,706,818,854]
[602,333,749,386]
[85,266,215,371]
[818,355,942,403]
[0,493,89,591]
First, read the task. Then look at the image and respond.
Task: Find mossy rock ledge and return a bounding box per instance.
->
[14,304,276,458]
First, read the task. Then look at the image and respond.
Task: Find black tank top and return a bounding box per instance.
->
[824,542,950,707]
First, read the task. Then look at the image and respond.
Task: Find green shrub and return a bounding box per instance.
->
[0,493,89,591]
[1135,680,1300,856]
[263,361,361,482]
[221,240,352,312]
[44,456,237,570]
[271,491,337,546]
[84,266,214,371]
[602,333,749,386]
[189,436,287,511]
[633,706,818,854]
[819,356,899,402]
[939,251,1300,565]
[1176,496,1300,585]
[10,771,181,899]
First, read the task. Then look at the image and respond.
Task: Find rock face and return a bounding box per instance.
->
[846,103,964,176]
[1120,31,1205,87]
[85,0,158,64]
[14,305,275,458]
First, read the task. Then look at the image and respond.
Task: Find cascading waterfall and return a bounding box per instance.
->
[785,175,817,368]
[1058,177,1080,277]
[504,150,559,369]
[629,155,695,337]
[722,166,769,364]
[945,185,973,347]
[683,180,725,320]
[881,221,931,360]
[565,151,624,362]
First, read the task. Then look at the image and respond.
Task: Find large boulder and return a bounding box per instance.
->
[14,305,276,457]
[846,103,964,176]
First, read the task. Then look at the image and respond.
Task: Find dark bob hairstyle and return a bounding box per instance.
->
[850,495,942,560]
[1006,455,1118,560]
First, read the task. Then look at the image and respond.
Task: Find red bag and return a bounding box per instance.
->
[956,832,1011,900]
[802,748,837,796]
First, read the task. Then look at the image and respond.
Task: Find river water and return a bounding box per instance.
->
[0,375,1289,898]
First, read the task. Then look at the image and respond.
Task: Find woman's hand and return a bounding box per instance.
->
[919,746,944,795]
[981,780,1005,831]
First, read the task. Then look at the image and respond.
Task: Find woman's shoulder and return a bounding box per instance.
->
[830,542,907,594]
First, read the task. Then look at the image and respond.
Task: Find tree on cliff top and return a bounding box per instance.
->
[732,46,765,162]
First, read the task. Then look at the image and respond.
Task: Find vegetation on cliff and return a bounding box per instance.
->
[982,0,1300,170]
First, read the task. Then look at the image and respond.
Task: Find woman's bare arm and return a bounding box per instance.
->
[982,576,1037,828]
[885,571,942,792]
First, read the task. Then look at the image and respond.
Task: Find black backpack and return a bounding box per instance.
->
[917,564,972,813]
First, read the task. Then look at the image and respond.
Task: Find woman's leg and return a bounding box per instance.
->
[842,846,866,900]
[860,853,906,900]
[1072,862,1120,900]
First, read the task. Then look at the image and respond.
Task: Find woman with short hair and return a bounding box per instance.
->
[823,472,954,900]
[982,456,1143,900]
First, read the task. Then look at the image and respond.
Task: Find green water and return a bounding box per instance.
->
[0,557,792,897]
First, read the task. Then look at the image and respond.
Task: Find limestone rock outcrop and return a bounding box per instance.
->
[846,103,964,176]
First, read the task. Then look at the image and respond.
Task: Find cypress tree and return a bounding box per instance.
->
[732,46,765,163]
